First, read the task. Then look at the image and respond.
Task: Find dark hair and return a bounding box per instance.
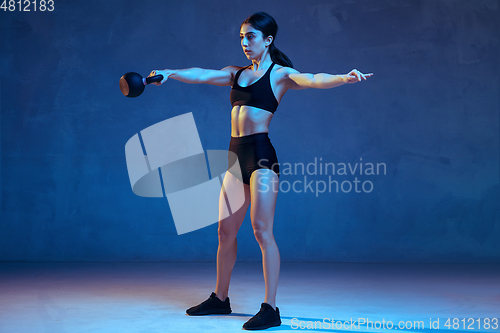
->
[241,12,293,68]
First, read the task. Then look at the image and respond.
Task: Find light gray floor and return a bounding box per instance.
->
[0,262,499,333]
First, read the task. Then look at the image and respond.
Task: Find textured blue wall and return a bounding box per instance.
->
[1,0,499,262]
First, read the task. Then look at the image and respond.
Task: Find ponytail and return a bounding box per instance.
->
[269,43,293,68]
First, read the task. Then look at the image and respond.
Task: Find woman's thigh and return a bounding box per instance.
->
[249,168,279,232]
[218,170,251,237]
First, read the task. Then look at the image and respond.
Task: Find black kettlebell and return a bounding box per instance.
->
[119,72,164,98]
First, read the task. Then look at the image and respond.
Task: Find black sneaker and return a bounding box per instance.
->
[243,303,281,330]
[186,292,232,316]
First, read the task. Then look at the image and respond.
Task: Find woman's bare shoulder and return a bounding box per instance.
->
[221,65,248,75]
[273,64,300,80]
[274,64,299,73]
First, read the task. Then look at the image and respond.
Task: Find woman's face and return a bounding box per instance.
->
[240,23,272,60]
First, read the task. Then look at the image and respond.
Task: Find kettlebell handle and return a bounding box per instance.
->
[144,75,164,85]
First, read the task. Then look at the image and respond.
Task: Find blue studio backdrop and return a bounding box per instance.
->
[1,0,499,262]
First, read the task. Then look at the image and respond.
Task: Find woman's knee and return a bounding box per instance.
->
[252,223,274,245]
[218,225,237,244]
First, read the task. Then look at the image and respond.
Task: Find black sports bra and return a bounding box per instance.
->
[230,62,279,114]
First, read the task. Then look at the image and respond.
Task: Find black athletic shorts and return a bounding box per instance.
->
[227,132,280,185]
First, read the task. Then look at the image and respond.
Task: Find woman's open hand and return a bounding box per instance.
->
[343,69,373,84]
[148,69,175,85]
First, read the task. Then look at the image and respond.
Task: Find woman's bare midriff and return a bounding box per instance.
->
[231,105,273,137]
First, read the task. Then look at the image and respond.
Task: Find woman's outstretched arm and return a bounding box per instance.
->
[148,66,240,87]
[283,67,373,90]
